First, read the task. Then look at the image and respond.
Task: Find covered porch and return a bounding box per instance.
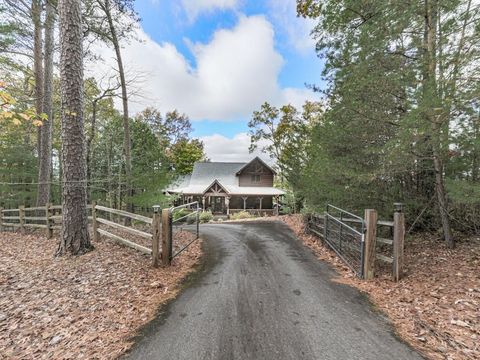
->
[174,193,281,216]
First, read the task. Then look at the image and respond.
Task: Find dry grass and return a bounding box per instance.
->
[0,230,202,359]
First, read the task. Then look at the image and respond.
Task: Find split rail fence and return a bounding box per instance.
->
[0,202,200,267]
[307,203,405,281]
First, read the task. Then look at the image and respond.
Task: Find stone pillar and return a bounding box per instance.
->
[202,196,206,211]
[226,196,230,216]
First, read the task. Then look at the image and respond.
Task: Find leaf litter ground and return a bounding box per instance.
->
[0,230,202,359]
[278,214,480,360]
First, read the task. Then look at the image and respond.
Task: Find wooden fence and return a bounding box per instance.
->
[307,204,405,282]
[0,203,163,267]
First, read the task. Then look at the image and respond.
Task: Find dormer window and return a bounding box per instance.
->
[251,174,261,183]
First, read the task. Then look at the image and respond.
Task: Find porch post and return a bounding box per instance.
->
[226,196,230,216]
[258,197,263,210]
[242,196,248,210]
[275,195,279,216]
[202,196,206,211]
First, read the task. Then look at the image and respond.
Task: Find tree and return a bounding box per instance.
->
[36,0,56,206]
[86,0,140,216]
[297,0,480,244]
[169,139,206,175]
[56,0,92,255]
[31,0,44,155]
[249,102,318,186]
[136,107,192,146]
[84,77,120,199]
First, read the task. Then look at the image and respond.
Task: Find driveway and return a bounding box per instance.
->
[124,221,422,360]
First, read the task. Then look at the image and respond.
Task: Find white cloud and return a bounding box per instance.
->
[282,87,319,109]
[267,0,316,54]
[181,0,239,21]
[200,132,272,163]
[87,15,319,121]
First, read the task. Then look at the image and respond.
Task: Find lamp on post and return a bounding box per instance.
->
[393,203,403,213]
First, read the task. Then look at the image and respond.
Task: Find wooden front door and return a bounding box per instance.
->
[212,196,225,214]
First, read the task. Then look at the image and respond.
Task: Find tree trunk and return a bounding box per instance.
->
[57,0,92,256]
[86,100,97,201]
[103,0,133,219]
[472,114,480,182]
[36,0,55,207]
[424,0,454,248]
[32,0,44,156]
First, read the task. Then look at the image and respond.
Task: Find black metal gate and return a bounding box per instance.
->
[169,201,200,260]
[324,204,366,278]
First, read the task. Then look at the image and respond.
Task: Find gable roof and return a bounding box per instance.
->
[165,158,285,196]
[202,179,230,195]
[235,156,276,175]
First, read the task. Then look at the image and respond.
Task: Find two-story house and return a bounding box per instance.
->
[166,157,285,216]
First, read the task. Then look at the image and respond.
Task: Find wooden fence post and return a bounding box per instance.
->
[363,209,377,280]
[393,203,405,282]
[19,205,25,233]
[152,205,161,267]
[0,207,3,233]
[46,203,53,239]
[92,201,98,242]
[161,208,172,266]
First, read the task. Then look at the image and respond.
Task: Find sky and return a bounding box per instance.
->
[89,0,324,162]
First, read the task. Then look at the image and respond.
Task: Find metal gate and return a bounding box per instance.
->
[169,201,200,260]
[324,204,365,278]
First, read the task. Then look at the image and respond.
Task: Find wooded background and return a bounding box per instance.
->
[1,0,479,252]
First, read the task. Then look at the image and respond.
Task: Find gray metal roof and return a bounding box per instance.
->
[189,162,246,186]
[166,159,285,196]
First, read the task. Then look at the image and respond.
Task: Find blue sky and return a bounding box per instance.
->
[92,0,324,160]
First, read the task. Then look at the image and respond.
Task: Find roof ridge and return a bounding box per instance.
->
[195,161,247,164]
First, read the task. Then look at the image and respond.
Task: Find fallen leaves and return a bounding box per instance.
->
[0,230,202,359]
[276,214,480,360]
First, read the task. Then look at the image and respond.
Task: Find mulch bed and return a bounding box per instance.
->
[277,214,480,360]
[0,230,202,359]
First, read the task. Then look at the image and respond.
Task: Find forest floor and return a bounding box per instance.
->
[0,230,202,359]
[278,214,480,360]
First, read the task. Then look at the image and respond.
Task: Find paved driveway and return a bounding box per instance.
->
[124,221,422,360]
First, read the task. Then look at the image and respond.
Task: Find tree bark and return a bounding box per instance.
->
[32,0,44,156]
[57,0,92,255]
[102,0,133,219]
[36,0,55,207]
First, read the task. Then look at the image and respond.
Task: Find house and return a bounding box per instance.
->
[166,157,285,216]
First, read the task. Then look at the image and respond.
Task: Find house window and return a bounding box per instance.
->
[251,175,261,183]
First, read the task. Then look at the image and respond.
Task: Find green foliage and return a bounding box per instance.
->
[170,138,206,175]
[172,208,190,221]
[230,211,253,220]
[293,0,480,235]
[199,211,213,223]
[249,101,322,211]
[186,213,197,225]
[136,107,192,146]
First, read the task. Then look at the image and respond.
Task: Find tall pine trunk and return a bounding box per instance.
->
[32,0,44,158]
[37,0,55,207]
[57,0,92,256]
